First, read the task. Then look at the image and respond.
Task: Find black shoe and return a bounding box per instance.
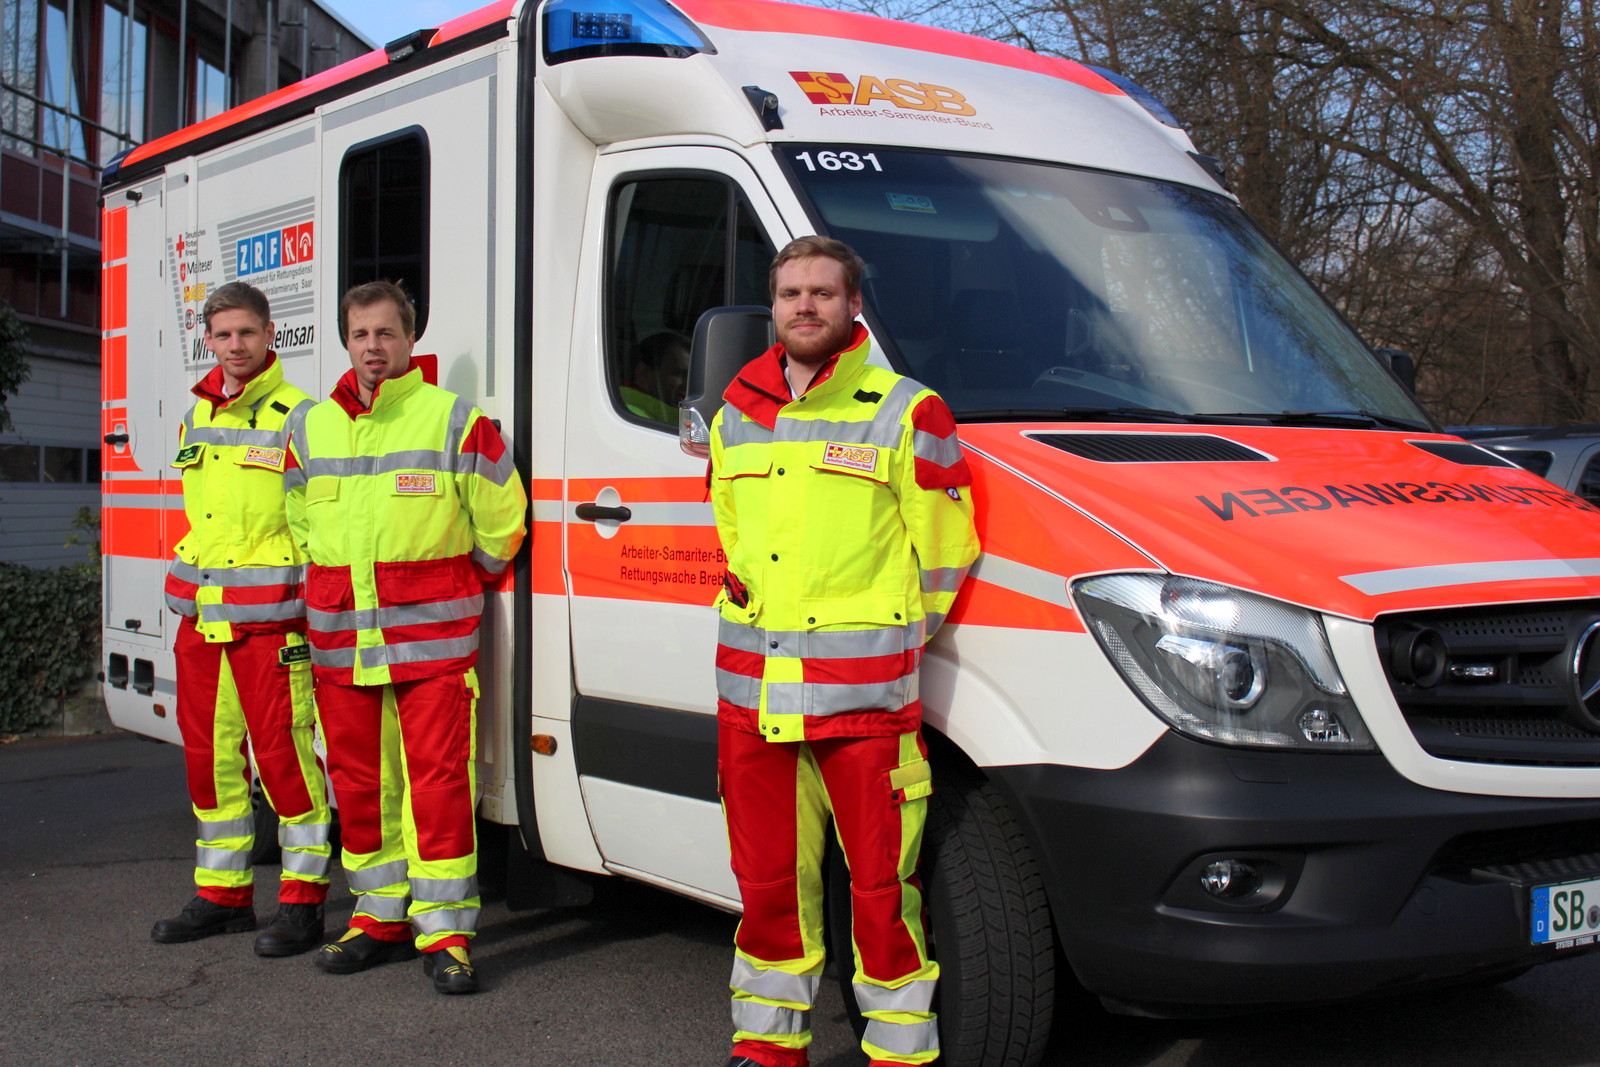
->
[422,946,479,994]
[253,903,325,957]
[313,930,417,974]
[151,895,256,943]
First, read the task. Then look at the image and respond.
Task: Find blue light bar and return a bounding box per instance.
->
[542,0,715,64]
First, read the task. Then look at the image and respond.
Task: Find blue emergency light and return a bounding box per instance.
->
[542,0,715,63]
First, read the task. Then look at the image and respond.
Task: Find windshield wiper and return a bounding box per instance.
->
[1201,410,1432,431]
[961,407,1249,425]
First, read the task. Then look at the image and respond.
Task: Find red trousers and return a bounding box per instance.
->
[174,618,330,906]
[721,725,940,1067]
[314,669,480,952]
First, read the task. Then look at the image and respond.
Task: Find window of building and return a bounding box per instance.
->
[0,441,98,483]
[605,175,772,427]
[194,54,227,123]
[1,0,41,155]
[339,129,430,339]
[98,3,146,164]
[39,0,90,161]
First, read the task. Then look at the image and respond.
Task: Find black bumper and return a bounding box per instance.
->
[986,732,1600,1016]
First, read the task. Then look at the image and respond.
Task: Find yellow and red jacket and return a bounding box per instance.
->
[710,323,980,741]
[285,367,527,686]
[164,354,311,642]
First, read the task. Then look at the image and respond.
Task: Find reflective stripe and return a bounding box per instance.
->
[197,815,254,839]
[283,465,307,491]
[311,632,479,670]
[305,450,459,479]
[169,559,202,584]
[717,668,762,708]
[967,553,1075,609]
[347,858,409,892]
[189,564,304,588]
[1340,557,1600,596]
[731,1000,806,1037]
[731,958,819,1007]
[718,617,766,653]
[719,413,775,448]
[864,1018,940,1057]
[355,894,410,921]
[772,624,920,660]
[920,565,970,595]
[280,822,330,848]
[923,611,947,634]
[309,592,483,634]
[765,675,917,716]
[281,849,330,877]
[412,906,480,934]
[471,546,511,575]
[913,427,964,467]
[854,978,936,1015]
[773,376,922,450]
[183,425,290,449]
[208,599,306,624]
[410,875,478,904]
[166,591,197,614]
[196,846,250,871]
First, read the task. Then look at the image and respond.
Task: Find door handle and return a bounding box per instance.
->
[104,433,129,445]
[575,503,632,522]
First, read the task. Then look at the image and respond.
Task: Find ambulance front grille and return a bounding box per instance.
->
[1375,600,1600,766]
[1431,821,1600,880]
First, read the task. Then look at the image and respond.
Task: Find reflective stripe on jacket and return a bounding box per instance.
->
[164,354,311,642]
[285,366,527,686]
[709,323,980,741]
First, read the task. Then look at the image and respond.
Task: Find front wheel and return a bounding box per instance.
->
[829,757,1056,1067]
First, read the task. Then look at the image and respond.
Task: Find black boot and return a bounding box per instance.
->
[150,895,256,943]
[253,902,325,957]
[422,945,479,994]
[313,929,418,974]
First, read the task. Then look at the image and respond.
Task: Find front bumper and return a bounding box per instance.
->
[988,731,1600,1016]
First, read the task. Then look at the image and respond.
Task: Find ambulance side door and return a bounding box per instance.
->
[564,147,785,901]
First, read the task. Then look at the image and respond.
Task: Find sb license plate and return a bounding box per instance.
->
[1529,876,1600,946]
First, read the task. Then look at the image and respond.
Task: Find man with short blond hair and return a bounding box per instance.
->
[154,280,332,956]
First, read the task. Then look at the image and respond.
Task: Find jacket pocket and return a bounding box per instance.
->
[374,557,472,606]
[889,757,933,805]
[796,594,911,629]
[715,445,773,480]
[305,564,355,613]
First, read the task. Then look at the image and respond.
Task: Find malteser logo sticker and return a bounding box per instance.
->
[822,443,879,474]
[396,472,437,494]
[788,71,982,120]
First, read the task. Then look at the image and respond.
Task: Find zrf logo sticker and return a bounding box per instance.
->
[396,472,437,494]
[822,443,879,474]
[788,71,977,116]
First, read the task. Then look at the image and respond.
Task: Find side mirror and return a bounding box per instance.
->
[1374,347,1417,395]
[679,305,773,458]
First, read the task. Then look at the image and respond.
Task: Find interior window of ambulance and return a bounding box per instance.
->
[778,145,1427,425]
[339,128,430,339]
[605,176,773,428]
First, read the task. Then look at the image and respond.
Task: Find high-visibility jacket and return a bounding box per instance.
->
[709,323,979,742]
[285,366,527,686]
[164,354,312,642]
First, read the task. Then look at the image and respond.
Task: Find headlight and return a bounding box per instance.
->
[1074,574,1373,751]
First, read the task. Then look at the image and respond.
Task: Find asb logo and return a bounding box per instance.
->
[789,71,976,116]
[237,222,315,276]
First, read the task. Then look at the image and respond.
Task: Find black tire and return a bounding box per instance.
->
[828,757,1056,1067]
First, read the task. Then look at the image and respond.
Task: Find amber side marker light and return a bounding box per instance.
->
[531,734,559,756]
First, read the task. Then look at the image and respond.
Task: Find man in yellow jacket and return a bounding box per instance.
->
[154,282,332,956]
[710,237,980,1067]
[285,281,526,994]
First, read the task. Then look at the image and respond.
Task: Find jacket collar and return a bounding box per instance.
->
[192,352,281,414]
[722,323,870,430]
[330,364,425,419]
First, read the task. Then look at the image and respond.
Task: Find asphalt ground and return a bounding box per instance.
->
[4,732,1599,1066]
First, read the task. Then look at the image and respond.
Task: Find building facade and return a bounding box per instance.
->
[1,0,372,565]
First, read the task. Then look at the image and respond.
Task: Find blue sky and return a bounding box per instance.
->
[323,0,475,50]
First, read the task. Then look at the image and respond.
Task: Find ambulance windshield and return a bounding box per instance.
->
[781,145,1430,428]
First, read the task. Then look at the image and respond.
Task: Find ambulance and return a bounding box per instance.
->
[98,0,1600,1060]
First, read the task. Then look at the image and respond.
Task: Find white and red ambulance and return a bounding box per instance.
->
[98,0,1600,1061]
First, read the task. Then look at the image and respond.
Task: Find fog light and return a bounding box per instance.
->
[1299,707,1352,743]
[1200,859,1262,898]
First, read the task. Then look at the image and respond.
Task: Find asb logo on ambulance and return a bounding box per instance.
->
[790,71,977,116]
[236,222,315,276]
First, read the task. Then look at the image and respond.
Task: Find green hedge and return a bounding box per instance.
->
[0,561,100,733]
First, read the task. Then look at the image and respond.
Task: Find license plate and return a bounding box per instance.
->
[1529,876,1600,945]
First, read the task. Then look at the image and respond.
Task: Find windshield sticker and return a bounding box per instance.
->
[887,192,937,214]
[788,71,990,127]
[1198,481,1598,521]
